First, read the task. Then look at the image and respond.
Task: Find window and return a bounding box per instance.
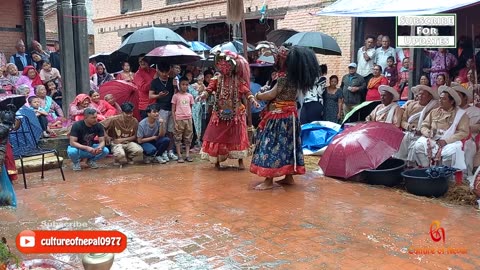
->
[121,0,142,13]
[166,0,193,5]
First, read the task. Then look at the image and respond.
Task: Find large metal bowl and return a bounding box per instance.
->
[364,158,406,187]
[401,168,451,197]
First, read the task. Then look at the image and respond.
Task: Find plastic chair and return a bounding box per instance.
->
[9,114,65,188]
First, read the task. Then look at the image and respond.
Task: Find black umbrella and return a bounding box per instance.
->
[118,27,189,57]
[286,32,342,56]
[0,95,26,113]
[266,29,298,47]
[89,51,129,73]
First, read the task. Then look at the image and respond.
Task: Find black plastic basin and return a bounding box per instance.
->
[401,169,451,197]
[364,158,406,187]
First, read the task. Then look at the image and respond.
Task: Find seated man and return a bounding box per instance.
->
[365,85,402,128]
[67,108,109,171]
[411,85,470,169]
[451,83,480,175]
[395,85,439,162]
[101,102,143,166]
[137,104,170,164]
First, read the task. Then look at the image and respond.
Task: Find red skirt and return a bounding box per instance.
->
[5,143,17,181]
[201,113,250,162]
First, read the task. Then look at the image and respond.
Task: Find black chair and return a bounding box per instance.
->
[9,114,65,188]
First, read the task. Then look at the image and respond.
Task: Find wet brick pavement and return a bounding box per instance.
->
[0,158,479,269]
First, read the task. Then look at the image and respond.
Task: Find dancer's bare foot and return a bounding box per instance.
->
[254,178,274,190]
[238,159,245,170]
[215,162,221,169]
[276,175,295,185]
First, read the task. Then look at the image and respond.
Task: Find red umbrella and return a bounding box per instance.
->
[144,44,201,65]
[319,122,404,179]
[98,80,140,120]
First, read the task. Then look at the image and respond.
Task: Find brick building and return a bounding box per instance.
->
[44,0,95,55]
[0,0,46,59]
[92,0,353,77]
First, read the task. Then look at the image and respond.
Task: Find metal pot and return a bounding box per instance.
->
[82,253,114,270]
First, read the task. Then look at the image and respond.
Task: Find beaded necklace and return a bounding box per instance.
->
[213,75,239,122]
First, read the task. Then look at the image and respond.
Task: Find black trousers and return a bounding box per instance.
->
[38,115,48,131]
[300,101,323,125]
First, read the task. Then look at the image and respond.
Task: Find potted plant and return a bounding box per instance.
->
[0,238,19,270]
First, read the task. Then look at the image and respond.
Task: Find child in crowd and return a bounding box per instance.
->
[383,56,398,88]
[40,61,61,84]
[45,80,63,109]
[27,96,55,138]
[171,77,195,163]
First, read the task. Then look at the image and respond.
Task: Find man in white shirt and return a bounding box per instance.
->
[374,36,397,71]
[357,36,376,84]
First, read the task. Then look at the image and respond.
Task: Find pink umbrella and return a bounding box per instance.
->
[144,44,201,65]
[319,122,404,179]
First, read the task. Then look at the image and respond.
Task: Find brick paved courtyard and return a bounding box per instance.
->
[1,158,479,269]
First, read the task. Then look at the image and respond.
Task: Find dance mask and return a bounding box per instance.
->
[215,52,237,75]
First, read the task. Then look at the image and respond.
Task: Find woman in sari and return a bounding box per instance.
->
[68,94,104,121]
[35,84,65,128]
[366,64,389,101]
[91,62,114,88]
[251,46,319,190]
[116,62,134,82]
[15,66,43,97]
[89,90,117,118]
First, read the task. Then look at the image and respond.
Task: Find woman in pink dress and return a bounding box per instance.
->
[89,90,117,118]
[365,64,388,101]
[15,66,43,97]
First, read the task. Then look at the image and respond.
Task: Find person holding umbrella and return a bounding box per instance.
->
[365,85,402,128]
[411,85,469,169]
[134,54,156,119]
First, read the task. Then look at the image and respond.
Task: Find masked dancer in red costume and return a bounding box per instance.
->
[199,51,259,169]
[250,45,320,190]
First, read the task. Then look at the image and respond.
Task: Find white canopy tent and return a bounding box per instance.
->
[315,0,480,17]
[315,0,480,100]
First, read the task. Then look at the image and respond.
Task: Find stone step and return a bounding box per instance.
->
[15,153,64,174]
[38,135,69,158]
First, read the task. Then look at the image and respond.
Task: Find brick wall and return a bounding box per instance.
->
[0,1,26,58]
[92,0,353,79]
[45,9,58,34]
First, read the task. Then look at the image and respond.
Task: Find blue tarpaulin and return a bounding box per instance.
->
[301,121,343,156]
[0,165,17,207]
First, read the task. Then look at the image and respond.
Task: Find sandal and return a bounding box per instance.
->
[185,157,193,162]
[177,158,185,163]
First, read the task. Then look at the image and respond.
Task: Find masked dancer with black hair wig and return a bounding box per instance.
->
[250,46,320,190]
